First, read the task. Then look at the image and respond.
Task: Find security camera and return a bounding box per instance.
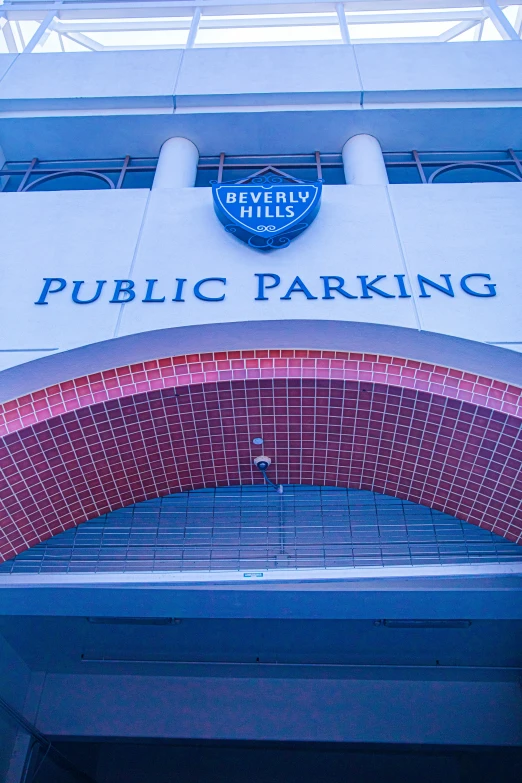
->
[253,455,283,494]
[253,455,271,471]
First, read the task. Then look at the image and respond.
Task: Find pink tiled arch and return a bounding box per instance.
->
[0,348,521,561]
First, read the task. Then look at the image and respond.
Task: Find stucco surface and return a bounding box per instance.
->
[1,183,520,380]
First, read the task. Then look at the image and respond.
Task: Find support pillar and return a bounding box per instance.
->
[342,134,388,185]
[152,137,199,189]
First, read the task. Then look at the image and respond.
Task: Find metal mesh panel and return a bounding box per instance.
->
[1,486,520,575]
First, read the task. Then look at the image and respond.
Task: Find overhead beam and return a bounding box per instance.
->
[514,5,522,35]
[0,0,515,21]
[23,8,57,52]
[1,19,19,52]
[185,6,201,48]
[336,3,350,43]
[436,19,481,42]
[485,0,520,40]
[61,30,105,50]
[49,10,488,32]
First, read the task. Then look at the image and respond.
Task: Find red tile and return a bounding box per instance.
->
[0,349,521,561]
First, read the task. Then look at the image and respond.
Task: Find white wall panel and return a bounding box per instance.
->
[0,45,521,159]
[116,184,418,338]
[0,55,17,84]
[0,189,149,372]
[176,45,362,107]
[356,41,522,103]
[388,183,522,344]
[0,184,521,377]
[0,50,182,105]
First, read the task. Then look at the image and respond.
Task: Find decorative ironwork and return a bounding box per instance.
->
[22,169,116,191]
[428,162,522,183]
[224,220,310,250]
[237,166,306,185]
[2,150,522,192]
[0,156,157,193]
[201,150,522,187]
[385,149,522,184]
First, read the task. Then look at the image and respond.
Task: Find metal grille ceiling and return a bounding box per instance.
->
[1,485,520,575]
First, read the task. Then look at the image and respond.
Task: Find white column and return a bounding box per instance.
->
[152,137,199,189]
[342,134,388,185]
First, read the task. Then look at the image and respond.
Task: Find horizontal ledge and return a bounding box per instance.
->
[1,561,521,586]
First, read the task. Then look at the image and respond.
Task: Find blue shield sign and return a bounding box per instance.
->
[212,178,322,251]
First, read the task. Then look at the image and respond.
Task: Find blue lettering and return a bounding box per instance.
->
[71,280,106,304]
[281,276,318,301]
[142,279,165,303]
[173,278,187,302]
[358,275,395,299]
[194,278,226,302]
[417,274,454,298]
[34,277,67,305]
[394,274,411,299]
[255,273,281,301]
[320,276,357,300]
[460,273,496,297]
[110,280,135,303]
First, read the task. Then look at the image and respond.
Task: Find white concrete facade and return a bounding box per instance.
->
[0,42,520,383]
[0,180,520,374]
[0,42,521,159]
[1,23,522,769]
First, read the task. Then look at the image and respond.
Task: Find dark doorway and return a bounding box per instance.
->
[27,739,522,783]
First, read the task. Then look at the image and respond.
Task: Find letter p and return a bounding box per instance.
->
[255,273,281,301]
[34,278,67,305]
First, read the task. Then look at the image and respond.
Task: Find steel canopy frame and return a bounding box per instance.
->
[0,0,520,53]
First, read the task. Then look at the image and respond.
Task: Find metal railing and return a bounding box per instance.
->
[2,150,522,191]
[0,155,158,191]
[385,148,522,184]
[0,0,521,54]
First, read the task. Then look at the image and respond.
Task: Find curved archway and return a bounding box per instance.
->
[1,348,522,562]
[2,320,522,404]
